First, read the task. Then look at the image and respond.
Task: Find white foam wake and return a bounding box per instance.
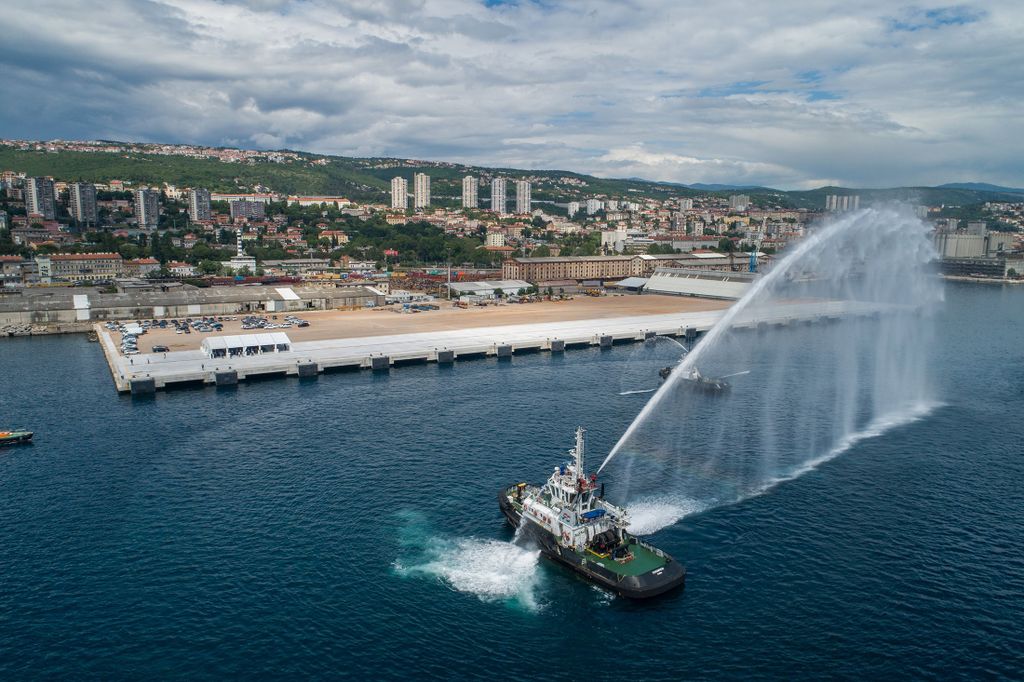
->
[395,536,543,610]
[619,388,658,396]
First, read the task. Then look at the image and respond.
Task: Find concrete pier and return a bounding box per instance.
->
[97,300,890,394]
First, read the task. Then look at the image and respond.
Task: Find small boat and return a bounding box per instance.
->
[499,427,686,599]
[0,430,33,446]
[662,366,730,392]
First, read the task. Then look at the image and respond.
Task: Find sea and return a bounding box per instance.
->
[1,281,1022,680]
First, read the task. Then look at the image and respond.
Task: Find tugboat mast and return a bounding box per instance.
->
[574,426,586,516]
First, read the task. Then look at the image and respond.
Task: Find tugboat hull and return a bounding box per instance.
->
[499,489,686,600]
[0,431,33,447]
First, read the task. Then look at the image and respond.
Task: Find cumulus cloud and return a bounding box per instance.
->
[0,0,1021,188]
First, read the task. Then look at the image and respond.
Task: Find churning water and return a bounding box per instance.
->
[601,206,944,526]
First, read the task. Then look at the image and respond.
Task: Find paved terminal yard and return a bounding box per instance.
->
[132,295,729,353]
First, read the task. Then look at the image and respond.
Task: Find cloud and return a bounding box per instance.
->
[0,0,1021,189]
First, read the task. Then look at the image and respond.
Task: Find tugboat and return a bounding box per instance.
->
[498,427,686,599]
[0,430,33,447]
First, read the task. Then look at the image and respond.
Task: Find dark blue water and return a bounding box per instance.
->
[2,283,1022,679]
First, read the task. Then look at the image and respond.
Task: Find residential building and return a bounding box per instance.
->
[286,195,351,208]
[586,199,603,215]
[678,198,694,210]
[567,201,581,218]
[825,195,860,212]
[134,189,160,229]
[462,175,478,208]
[188,188,211,222]
[125,257,161,277]
[414,173,430,209]
[391,177,408,210]
[229,199,266,221]
[515,180,531,214]
[167,261,197,277]
[729,194,750,211]
[485,231,506,247]
[69,182,98,224]
[27,177,56,220]
[491,178,507,215]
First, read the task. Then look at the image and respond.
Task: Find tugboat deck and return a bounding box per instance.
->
[587,543,666,577]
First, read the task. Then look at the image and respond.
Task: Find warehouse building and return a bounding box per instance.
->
[644,268,756,300]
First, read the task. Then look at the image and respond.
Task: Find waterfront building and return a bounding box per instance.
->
[391,177,408,210]
[414,173,431,209]
[69,182,98,225]
[26,177,56,220]
[462,175,478,208]
[188,188,211,222]
[35,252,124,283]
[491,178,507,215]
[229,199,266,221]
[516,180,531,214]
[502,254,701,282]
[134,189,160,229]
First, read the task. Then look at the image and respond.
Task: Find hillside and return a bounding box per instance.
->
[1,144,1021,209]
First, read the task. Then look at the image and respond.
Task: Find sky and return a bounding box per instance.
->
[1,0,1022,189]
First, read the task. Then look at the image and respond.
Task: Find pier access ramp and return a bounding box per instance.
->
[202,332,291,358]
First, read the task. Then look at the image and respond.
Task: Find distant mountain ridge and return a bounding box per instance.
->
[937,182,1024,195]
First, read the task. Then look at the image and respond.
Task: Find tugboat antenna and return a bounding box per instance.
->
[574,426,586,475]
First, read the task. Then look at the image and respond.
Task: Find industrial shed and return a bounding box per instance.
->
[201,332,291,358]
[644,268,756,300]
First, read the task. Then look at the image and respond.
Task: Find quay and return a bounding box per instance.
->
[97,299,881,395]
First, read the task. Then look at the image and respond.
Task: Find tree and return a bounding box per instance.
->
[718,237,736,253]
[1009,268,1018,278]
[493,288,504,299]
[198,259,223,275]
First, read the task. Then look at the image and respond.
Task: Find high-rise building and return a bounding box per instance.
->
[678,198,694,210]
[69,182,97,224]
[586,199,603,215]
[515,180,531,214]
[134,189,160,229]
[462,175,478,209]
[391,177,408,210]
[413,173,430,209]
[567,201,581,218]
[27,177,56,220]
[729,194,750,211]
[491,178,507,215]
[229,199,265,221]
[188,188,211,222]
[826,194,860,212]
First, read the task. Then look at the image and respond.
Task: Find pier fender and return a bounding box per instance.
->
[214,370,238,387]
[129,378,156,396]
[437,350,455,364]
[599,335,613,349]
[297,362,318,378]
[496,344,513,359]
[685,326,697,343]
[370,355,391,371]
[550,339,565,353]
[644,330,657,340]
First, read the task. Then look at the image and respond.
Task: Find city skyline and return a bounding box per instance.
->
[0,1,1022,191]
